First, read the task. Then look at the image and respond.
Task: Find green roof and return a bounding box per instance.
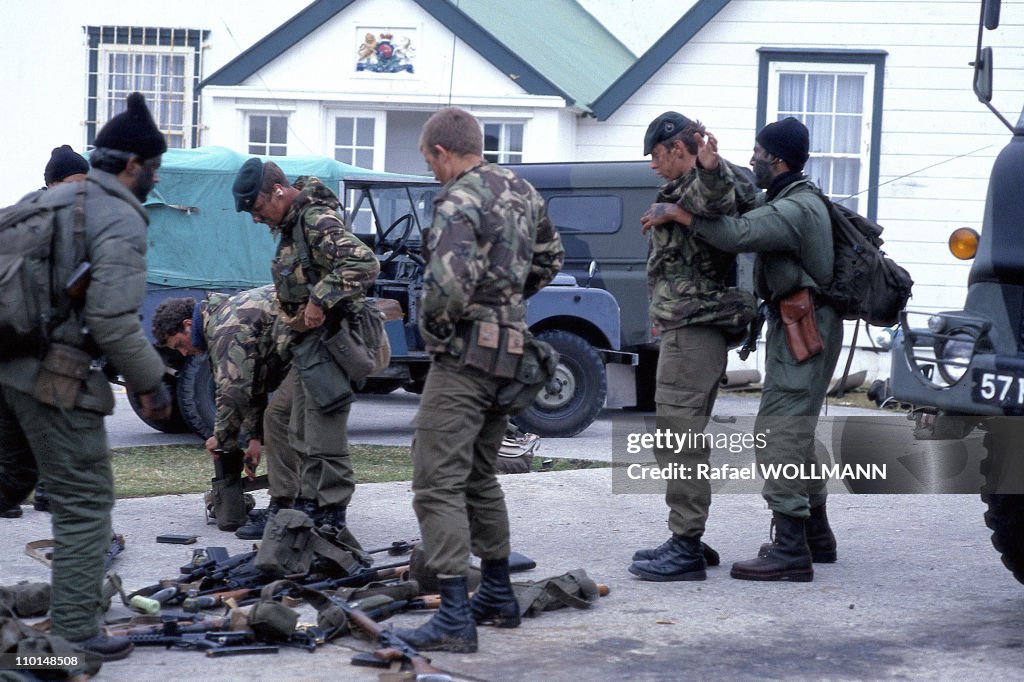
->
[452,0,636,110]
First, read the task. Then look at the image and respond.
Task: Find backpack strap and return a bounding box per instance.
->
[48,184,89,335]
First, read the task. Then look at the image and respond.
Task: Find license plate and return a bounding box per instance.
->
[972,368,1024,406]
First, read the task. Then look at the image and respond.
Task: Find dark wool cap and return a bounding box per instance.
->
[756,117,810,170]
[94,92,167,160]
[233,158,265,212]
[44,145,89,184]
[644,111,695,155]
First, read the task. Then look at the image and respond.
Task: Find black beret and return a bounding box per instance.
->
[232,158,265,212]
[644,111,695,156]
[44,145,89,185]
[94,92,167,160]
[756,117,810,170]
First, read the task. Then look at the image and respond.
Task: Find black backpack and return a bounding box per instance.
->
[815,191,913,327]
[0,184,87,359]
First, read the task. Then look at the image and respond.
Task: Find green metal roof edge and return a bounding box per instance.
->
[588,0,733,120]
[200,0,574,104]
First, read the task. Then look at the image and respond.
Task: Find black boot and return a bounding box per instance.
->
[628,534,707,581]
[758,504,837,563]
[69,632,134,661]
[0,501,22,518]
[732,512,813,582]
[470,558,521,628]
[33,482,50,513]
[294,497,322,525]
[235,498,289,540]
[318,504,346,530]
[394,575,477,653]
[632,538,720,566]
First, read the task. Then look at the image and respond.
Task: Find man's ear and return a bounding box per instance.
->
[182,318,192,333]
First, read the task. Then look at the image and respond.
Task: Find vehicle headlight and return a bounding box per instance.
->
[935,331,975,384]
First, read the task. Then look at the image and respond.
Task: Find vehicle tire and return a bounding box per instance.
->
[512,330,606,438]
[176,354,216,439]
[125,346,190,434]
[980,427,1024,585]
[982,493,1024,585]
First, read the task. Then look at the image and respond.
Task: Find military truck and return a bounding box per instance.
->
[888,0,1024,583]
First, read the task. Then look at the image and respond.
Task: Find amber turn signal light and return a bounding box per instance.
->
[948,227,979,260]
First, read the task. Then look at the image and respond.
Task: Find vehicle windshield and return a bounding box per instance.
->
[345,184,437,245]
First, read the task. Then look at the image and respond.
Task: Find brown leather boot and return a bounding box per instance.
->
[732,512,813,582]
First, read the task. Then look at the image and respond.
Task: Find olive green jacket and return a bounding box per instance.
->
[692,177,832,303]
[0,169,165,414]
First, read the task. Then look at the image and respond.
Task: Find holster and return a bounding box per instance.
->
[32,343,92,410]
[778,288,823,363]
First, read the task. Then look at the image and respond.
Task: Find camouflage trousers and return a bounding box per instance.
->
[288,369,355,508]
[653,325,727,537]
[0,385,112,640]
[411,356,510,576]
[264,368,302,501]
[756,305,844,517]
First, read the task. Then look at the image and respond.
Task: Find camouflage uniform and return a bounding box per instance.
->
[647,160,758,538]
[198,284,301,501]
[412,162,563,576]
[0,170,165,641]
[271,178,379,509]
[693,174,842,517]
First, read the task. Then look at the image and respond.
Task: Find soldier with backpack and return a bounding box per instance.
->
[671,117,843,583]
[0,92,171,661]
[0,145,91,520]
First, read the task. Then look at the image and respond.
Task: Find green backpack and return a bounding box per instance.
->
[0,183,87,359]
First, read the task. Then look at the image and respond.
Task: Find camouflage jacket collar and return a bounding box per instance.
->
[279,176,341,234]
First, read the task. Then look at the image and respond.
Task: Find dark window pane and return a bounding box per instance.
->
[355,118,374,146]
[508,124,523,153]
[336,117,353,144]
[270,117,287,144]
[250,116,266,143]
[547,195,622,234]
[356,149,373,168]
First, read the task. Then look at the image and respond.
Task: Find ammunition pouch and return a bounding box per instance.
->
[255,509,366,578]
[0,606,102,679]
[248,582,300,641]
[292,329,354,414]
[0,582,50,618]
[512,569,600,617]
[322,299,390,383]
[32,342,92,410]
[495,333,560,415]
[458,320,524,379]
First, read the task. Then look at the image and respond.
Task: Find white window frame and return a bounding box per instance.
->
[246,113,290,156]
[481,121,525,164]
[765,61,874,211]
[96,43,195,149]
[329,111,385,171]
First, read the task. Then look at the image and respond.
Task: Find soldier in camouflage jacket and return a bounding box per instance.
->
[233,160,379,535]
[628,112,758,583]
[395,107,563,654]
[152,284,301,535]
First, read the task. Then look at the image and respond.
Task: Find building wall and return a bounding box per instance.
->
[0,0,309,206]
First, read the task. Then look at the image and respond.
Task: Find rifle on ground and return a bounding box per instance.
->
[314,592,449,682]
[104,533,125,570]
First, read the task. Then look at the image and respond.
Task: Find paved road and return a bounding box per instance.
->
[3,386,1019,681]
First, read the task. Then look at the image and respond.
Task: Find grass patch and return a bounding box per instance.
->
[111,444,611,498]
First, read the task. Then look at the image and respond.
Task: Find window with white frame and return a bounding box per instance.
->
[248,115,288,156]
[760,51,885,216]
[86,26,207,149]
[334,116,376,169]
[483,122,523,164]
